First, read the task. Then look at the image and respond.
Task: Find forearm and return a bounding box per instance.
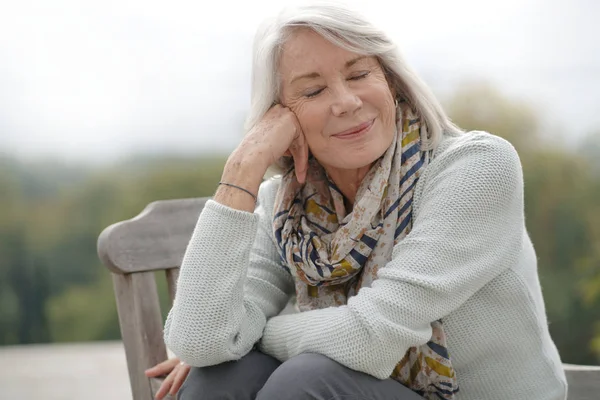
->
[164,201,263,366]
[258,300,430,380]
[164,180,294,367]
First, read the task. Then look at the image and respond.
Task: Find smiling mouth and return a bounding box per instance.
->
[332,119,375,138]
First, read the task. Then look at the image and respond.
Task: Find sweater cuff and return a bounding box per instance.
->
[258,313,302,362]
[203,199,259,223]
[191,199,261,249]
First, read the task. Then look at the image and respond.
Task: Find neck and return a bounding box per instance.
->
[325,164,373,210]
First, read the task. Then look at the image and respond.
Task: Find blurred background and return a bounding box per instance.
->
[1,0,599,398]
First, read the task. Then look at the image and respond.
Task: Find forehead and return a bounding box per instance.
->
[279,28,367,80]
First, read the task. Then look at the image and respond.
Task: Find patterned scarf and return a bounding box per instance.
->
[272,101,459,399]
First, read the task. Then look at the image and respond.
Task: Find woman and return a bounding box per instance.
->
[146,2,567,399]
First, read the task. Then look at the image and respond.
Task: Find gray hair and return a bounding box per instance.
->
[245,1,462,157]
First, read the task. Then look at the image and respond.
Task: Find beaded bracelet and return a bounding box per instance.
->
[218,182,258,203]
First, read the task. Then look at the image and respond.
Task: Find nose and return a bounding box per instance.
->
[330,83,362,117]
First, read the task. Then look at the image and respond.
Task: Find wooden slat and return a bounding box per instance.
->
[564,364,600,399]
[166,268,180,305]
[113,271,168,400]
[150,377,175,400]
[98,198,208,274]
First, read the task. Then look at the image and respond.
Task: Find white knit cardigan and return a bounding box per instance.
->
[164,131,568,400]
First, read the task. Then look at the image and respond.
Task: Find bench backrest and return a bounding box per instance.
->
[98,198,600,400]
[97,198,208,400]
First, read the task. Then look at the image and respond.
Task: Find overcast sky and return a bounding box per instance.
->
[0,0,598,163]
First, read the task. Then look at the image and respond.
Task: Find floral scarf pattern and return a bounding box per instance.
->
[272,101,459,399]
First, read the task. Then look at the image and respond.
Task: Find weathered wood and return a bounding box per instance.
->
[149,377,175,400]
[564,364,600,399]
[98,198,208,274]
[113,271,169,400]
[98,198,209,400]
[166,268,180,305]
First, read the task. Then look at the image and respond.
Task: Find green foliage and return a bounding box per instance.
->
[0,153,227,345]
[0,83,599,367]
[445,81,540,153]
[46,271,120,342]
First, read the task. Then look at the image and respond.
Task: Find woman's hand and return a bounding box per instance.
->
[243,104,309,183]
[145,357,191,400]
[216,104,309,211]
[228,104,309,184]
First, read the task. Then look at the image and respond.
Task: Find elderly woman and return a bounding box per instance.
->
[146,3,567,400]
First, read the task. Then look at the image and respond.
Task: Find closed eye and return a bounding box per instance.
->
[348,71,370,81]
[305,88,325,98]
[304,71,369,98]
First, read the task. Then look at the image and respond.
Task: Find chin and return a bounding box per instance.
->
[354,154,384,169]
[355,142,391,167]
[317,133,394,170]
[328,148,387,170]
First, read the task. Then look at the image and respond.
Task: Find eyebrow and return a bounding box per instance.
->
[289,55,370,85]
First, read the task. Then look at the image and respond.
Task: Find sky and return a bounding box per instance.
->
[0,0,598,164]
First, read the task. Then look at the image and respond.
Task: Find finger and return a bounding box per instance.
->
[154,371,175,400]
[292,149,308,184]
[290,134,309,184]
[267,102,284,116]
[170,365,191,395]
[298,139,309,183]
[145,358,179,377]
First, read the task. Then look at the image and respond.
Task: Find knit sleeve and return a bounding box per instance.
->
[163,180,294,367]
[258,133,525,379]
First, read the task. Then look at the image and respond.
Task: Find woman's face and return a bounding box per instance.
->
[279,28,397,171]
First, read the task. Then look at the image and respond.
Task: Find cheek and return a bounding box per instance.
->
[291,101,327,141]
[376,91,397,127]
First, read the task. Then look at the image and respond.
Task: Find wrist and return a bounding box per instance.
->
[212,151,267,212]
[222,150,268,187]
[217,182,258,203]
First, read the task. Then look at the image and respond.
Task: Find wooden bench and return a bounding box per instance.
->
[97,198,600,400]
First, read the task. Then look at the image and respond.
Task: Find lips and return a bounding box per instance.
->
[332,119,375,138]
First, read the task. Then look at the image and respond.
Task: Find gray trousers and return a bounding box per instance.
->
[178,350,423,400]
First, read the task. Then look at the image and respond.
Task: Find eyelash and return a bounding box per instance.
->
[304,71,371,98]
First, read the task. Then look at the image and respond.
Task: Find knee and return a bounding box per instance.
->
[257,353,340,399]
[176,367,202,400]
[178,366,249,400]
[177,351,280,400]
[178,366,229,400]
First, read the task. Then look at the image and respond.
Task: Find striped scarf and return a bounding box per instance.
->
[272,101,459,399]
